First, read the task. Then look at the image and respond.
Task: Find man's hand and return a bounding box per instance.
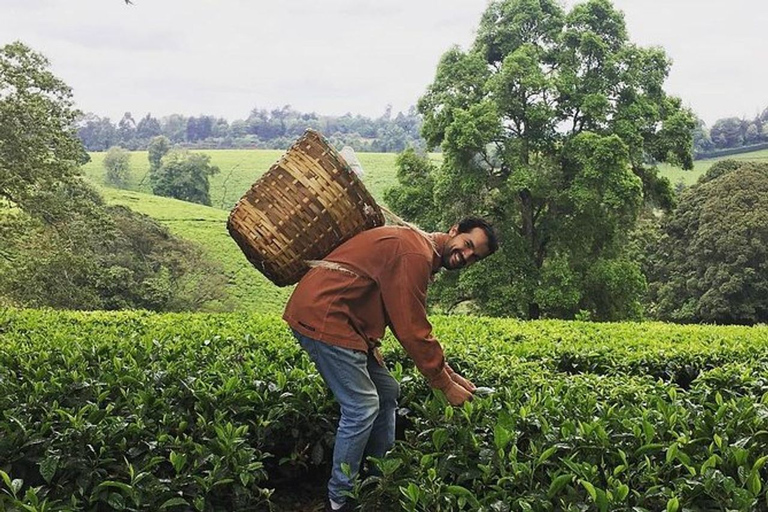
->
[446,364,476,393]
[442,381,473,406]
[430,364,474,406]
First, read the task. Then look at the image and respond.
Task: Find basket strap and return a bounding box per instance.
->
[304,207,439,277]
[305,259,361,278]
[378,205,439,258]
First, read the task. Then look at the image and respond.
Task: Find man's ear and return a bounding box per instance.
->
[448,224,459,237]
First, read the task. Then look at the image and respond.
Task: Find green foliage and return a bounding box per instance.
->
[649,160,768,324]
[117,112,136,148]
[75,113,117,151]
[694,104,768,158]
[0,42,228,313]
[136,113,162,141]
[82,149,403,210]
[0,41,88,209]
[78,104,425,153]
[0,188,228,311]
[384,149,441,229]
[697,159,743,184]
[710,117,745,149]
[3,311,768,510]
[99,186,290,314]
[0,311,308,510]
[147,135,171,172]
[103,145,131,188]
[389,0,695,321]
[150,150,219,206]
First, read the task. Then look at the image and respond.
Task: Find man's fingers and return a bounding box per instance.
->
[444,382,473,406]
[450,371,476,392]
[454,376,473,392]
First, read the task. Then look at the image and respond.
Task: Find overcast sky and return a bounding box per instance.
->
[2,0,766,126]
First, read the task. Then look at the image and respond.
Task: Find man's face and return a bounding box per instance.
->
[442,226,492,270]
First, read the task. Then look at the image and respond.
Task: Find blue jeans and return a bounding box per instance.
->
[294,332,399,505]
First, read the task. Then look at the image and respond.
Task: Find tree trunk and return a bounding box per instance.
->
[519,188,542,319]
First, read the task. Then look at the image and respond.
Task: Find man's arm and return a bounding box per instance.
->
[378,253,472,405]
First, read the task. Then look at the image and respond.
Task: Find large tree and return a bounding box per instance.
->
[136,112,162,140]
[76,113,118,151]
[0,42,227,311]
[710,117,745,149]
[0,41,88,210]
[150,149,219,206]
[388,0,694,320]
[648,160,768,324]
[103,145,131,188]
[117,111,137,148]
[148,135,171,172]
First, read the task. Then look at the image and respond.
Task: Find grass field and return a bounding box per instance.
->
[95,185,292,314]
[82,150,402,210]
[83,147,768,208]
[658,148,768,186]
[79,147,768,314]
[82,150,407,314]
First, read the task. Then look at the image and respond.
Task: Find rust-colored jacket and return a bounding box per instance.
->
[283,226,453,389]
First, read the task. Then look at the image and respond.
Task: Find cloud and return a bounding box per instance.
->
[3,0,767,125]
[44,24,183,53]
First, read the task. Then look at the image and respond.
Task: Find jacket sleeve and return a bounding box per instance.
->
[377,253,452,390]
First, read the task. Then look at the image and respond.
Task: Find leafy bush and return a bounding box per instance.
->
[0,182,228,311]
[150,150,219,206]
[2,311,768,510]
[104,146,131,188]
[649,160,768,323]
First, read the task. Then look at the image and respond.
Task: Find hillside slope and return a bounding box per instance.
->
[83,150,405,313]
[658,148,768,185]
[82,150,401,210]
[84,146,768,200]
[97,186,291,314]
[82,147,768,313]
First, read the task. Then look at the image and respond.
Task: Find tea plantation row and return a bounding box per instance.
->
[1,309,767,511]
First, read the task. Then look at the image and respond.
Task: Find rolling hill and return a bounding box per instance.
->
[83,150,405,314]
[80,147,768,313]
[81,150,402,211]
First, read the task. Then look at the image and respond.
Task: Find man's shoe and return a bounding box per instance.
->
[324,498,353,511]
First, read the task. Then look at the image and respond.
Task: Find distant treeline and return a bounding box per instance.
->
[694,106,768,158]
[76,105,425,153]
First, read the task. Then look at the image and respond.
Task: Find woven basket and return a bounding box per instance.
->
[227,129,385,286]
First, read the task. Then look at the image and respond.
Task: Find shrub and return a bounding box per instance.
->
[103,146,131,188]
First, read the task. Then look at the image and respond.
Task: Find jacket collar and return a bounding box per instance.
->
[430,232,450,273]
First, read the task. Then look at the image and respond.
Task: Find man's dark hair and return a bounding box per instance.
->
[456,217,499,255]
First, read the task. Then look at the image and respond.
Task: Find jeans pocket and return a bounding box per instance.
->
[330,346,370,390]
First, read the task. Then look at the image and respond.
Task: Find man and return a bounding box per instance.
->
[283,217,498,511]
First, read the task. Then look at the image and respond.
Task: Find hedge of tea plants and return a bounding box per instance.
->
[1,309,768,511]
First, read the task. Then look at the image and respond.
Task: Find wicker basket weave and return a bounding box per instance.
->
[227,129,385,286]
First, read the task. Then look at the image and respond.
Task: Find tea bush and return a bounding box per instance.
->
[1,310,768,510]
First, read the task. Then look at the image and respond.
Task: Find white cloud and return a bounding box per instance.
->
[2,0,767,125]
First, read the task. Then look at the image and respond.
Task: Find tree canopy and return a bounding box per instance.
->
[77,105,425,153]
[0,41,227,311]
[0,41,87,210]
[103,146,131,188]
[150,150,219,206]
[649,160,768,324]
[388,0,694,320]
